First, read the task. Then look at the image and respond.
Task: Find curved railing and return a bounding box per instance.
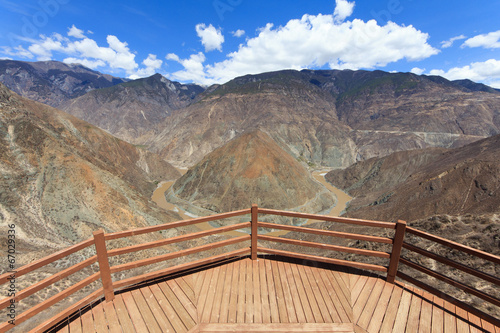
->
[0,205,498,332]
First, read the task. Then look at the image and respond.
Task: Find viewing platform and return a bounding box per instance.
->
[1,206,499,332]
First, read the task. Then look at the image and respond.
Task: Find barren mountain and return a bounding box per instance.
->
[60,74,205,144]
[150,69,499,168]
[326,134,500,222]
[0,60,126,107]
[0,83,181,264]
[166,130,335,214]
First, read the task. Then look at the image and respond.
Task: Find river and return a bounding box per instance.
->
[151,169,352,233]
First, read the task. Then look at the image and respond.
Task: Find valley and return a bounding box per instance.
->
[1,61,499,327]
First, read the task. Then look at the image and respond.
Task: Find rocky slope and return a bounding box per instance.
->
[0,83,182,263]
[326,134,500,222]
[0,60,126,107]
[60,74,205,144]
[149,69,499,168]
[167,130,335,214]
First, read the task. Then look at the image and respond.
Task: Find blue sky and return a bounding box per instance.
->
[1,0,499,87]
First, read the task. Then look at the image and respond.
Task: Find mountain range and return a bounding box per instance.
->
[0,82,181,265]
[1,59,499,243]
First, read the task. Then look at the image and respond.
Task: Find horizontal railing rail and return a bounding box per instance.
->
[0,204,498,332]
[397,225,500,327]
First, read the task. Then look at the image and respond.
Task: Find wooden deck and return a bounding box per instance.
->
[49,257,499,333]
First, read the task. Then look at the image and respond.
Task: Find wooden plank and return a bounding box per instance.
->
[276,261,298,323]
[92,303,109,333]
[210,263,228,323]
[257,235,390,258]
[467,312,483,333]
[318,268,351,323]
[118,288,153,333]
[150,283,188,333]
[352,276,377,322]
[378,285,403,332]
[431,295,444,333]
[93,229,115,302]
[236,259,247,324]
[356,278,385,329]
[418,291,434,333]
[366,282,395,333]
[0,238,93,285]
[106,208,251,240]
[194,268,206,300]
[282,262,307,323]
[258,259,271,324]
[481,318,495,332]
[289,262,316,323]
[162,280,198,328]
[296,264,323,323]
[403,243,500,286]
[245,259,254,323]
[405,226,500,264]
[227,260,240,323]
[201,265,221,323]
[0,255,97,311]
[391,287,413,332]
[386,220,406,283]
[304,265,332,323]
[102,300,123,333]
[112,294,136,333]
[265,259,280,323]
[455,306,471,333]
[80,308,95,333]
[219,261,235,323]
[271,260,289,323]
[251,205,258,260]
[111,236,250,274]
[406,288,423,333]
[131,289,162,333]
[257,221,393,244]
[108,222,251,257]
[252,259,262,323]
[140,286,175,333]
[258,247,388,272]
[68,315,82,333]
[332,270,355,306]
[443,300,457,333]
[177,275,196,305]
[257,208,396,229]
[196,322,356,332]
[197,266,215,322]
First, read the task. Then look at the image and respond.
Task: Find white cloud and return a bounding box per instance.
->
[1,45,33,59]
[232,29,245,38]
[195,24,224,52]
[68,25,86,39]
[130,54,163,79]
[333,0,355,23]
[165,52,210,85]
[462,30,500,49]
[63,57,105,69]
[410,67,425,75]
[2,26,162,79]
[440,35,466,48]
[429,59,500,88]
[168,14,438,85]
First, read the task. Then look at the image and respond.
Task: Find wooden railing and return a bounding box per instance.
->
[0,205,499,331]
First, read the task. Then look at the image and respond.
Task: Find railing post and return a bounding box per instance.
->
[93,229,115,302]
[251,204,258,260]
[387,220,406,283]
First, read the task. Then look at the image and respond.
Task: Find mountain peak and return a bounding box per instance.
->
[168,130,335,213]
